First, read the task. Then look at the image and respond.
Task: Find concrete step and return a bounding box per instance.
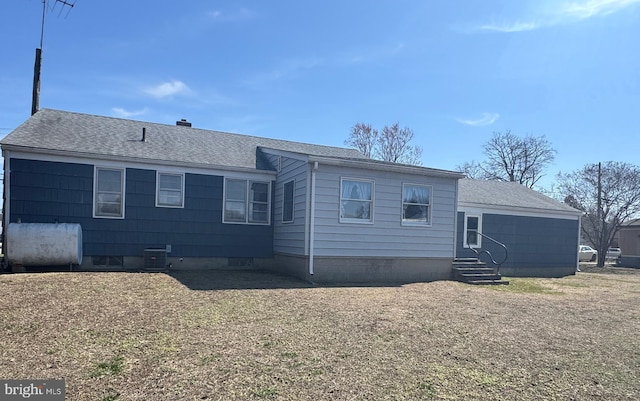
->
[459,273,502,281]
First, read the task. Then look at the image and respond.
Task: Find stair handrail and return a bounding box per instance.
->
[467,232,508,273]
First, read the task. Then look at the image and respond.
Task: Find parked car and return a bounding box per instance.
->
[606,247,621,260]
[579,245,598,262]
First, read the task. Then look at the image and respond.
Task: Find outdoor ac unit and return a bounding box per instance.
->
[143,248,167,270]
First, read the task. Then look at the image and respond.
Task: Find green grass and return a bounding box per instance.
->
[90,356,125,378]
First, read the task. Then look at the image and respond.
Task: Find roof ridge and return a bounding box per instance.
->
[38,108,359,153]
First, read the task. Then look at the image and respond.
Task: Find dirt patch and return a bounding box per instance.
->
[1,269,638,400]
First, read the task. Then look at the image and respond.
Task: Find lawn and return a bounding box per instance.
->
[1,267,638,400]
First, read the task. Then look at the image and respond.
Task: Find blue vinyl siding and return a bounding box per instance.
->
[456,212,578,269]
[8,158,273,258]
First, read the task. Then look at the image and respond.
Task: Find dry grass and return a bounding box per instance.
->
[1,267,639,400]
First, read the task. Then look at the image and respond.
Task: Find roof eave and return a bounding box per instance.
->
[1,144,277,176]
[308,155,465,179]
[458,200,583,217]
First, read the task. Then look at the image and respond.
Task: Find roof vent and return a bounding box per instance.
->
[176,119,192,127]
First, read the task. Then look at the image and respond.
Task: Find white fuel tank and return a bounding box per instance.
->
[6,223,83,266]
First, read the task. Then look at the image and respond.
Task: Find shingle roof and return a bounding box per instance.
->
[0,109,365,171]
[458,179,581,215]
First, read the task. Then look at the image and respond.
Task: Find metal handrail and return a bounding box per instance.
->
[468,232,508,273]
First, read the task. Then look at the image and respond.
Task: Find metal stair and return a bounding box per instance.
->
[452,258,509,285]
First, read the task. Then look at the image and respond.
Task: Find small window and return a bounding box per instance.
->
[156,172,184,208]
[340,178,373,223]
[402,184,431,225]
[224,179,271,225]
[282,180,294,223]
[464,214,481,248]
[94,167,125,218]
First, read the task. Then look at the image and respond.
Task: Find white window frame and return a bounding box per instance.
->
[156,171,185,208]
[339,177,374,224]
[401,183,432,226]
[282,180,295,223]
[463,214,482,248]
[93,166,125,219]
[223,178,271,225]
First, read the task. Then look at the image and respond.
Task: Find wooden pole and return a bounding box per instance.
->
[31,48,42,115]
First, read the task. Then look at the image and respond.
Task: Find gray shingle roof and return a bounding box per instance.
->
[0,109,366,171]
[458,179,581,215]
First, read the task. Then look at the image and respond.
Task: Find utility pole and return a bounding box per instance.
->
[31,0,75,116]
[597,162,604,267]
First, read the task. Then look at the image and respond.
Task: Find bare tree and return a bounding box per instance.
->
[377,123,422,165]
[345,123,378,158]
[458,131,556,188]
[345,122,423,165]
[557,161,640,267]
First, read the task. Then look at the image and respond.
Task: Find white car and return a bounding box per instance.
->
[579,245,598,262]
[606,247,621,260]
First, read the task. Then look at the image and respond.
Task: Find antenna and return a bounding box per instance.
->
[31,0,77,116]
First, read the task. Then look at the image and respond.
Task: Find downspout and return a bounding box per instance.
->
[309,161,318,276]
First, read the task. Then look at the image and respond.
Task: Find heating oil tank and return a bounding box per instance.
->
[6,223,83,266]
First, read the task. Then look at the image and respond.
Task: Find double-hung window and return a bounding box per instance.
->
[402,184,431,225]
[224,179,270,224]
[156,172,184,208]
[340,178,373,223]
[94,167,125,218]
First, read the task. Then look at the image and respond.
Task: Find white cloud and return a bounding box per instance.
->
[479,20,540,32]
[457,112,500,127]
[475,0,640,33]
[562,0,640,19]
[112,107,149,118]
[144,80,192,99]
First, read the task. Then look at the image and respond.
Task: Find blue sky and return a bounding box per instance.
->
[2,0,639,189]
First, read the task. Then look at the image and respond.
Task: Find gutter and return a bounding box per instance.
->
[309,161,318,276]
[1,147,277,178]
[307,155,465,179]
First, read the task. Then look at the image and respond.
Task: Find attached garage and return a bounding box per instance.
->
[456,179,582,277]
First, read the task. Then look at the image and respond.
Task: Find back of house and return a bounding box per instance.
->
[1,109,465,283]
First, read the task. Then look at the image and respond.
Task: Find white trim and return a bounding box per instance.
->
[3,149,10,240]
[155,171,185,208]
[463,213,482,248]
[6,150,276,181]
[453,179,460,257]
[222,178,271,225]
[309,155,465,179]
[401,183,433,227]
[576,216,582,270]
[258,147,312,162]
[93,166,126,219]
[458,202,581,220]
[282,179,295,224]
[304,166,311,256]
[339,177,375,224]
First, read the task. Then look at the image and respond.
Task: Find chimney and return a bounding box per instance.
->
[176,119,192,127]
[141,127,147,142]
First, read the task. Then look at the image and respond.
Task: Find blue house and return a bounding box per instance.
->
[1,109,469,282]
[456,179,583,277]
